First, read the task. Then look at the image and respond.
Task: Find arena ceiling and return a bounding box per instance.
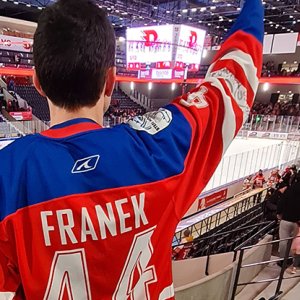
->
[0,0,299,39]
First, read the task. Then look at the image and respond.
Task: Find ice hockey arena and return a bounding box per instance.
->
[0,0,300,299]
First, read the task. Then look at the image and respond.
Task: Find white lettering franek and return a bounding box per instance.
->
[41,192,148,246]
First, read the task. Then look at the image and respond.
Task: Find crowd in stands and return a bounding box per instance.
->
[174,165,300,268]
[262,61,300,77]
[251,102,300,117]
[104,90,146,125]
[3,76,31,87]
[105,107,145,120]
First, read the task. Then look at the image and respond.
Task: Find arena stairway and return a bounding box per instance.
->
[235,258,300,300]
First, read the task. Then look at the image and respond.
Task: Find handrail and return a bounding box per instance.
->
[230,234,300,300]
[204,220,273,276]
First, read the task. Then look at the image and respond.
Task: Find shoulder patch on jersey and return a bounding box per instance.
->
[71,155,100,174]
[210,67,247,104]
[127,109,172,135]
[180,86,209,109]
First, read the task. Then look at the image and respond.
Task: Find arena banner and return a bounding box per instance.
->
[9,111,32,121]
[247,131,288,140]
[0,34,33,52]
[288,133,300,141]
[197,189,228,211]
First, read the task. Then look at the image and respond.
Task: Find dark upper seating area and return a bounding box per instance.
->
[1,49,299,79]
[0,50,33,69]
[15,85,50,121]
[14,86,144,124]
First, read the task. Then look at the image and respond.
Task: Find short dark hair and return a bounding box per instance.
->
[33,0,116,110]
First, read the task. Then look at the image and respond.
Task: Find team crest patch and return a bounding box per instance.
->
[180,86,209,109]
[128,108,172,135]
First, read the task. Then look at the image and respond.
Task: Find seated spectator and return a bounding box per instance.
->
[267,169,281,187]
[253,169,266,189]
[181,229,194,244]
[243,175,252,190]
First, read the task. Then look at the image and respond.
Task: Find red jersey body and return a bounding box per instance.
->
[0,0,263,299]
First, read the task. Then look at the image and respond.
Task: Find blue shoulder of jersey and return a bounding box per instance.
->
[0,135,40,221]
[227,0,264,44]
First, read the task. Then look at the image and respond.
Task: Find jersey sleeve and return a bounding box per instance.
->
[128,0,263,218]
[171,0,264,216]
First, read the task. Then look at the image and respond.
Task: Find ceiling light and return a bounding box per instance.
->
[263,83,269,92]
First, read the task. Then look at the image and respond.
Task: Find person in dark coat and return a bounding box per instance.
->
[264,183,288,221]
[277,180,300,260]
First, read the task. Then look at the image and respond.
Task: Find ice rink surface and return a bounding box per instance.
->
[203,137,299,192]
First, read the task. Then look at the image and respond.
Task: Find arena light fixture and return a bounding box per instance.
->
[148,82,153,91]
[171,83,176,91]
[263,83,270,92]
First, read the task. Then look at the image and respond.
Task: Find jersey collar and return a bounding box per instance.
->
[40,118,102,139]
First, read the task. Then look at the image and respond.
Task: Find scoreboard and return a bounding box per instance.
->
[126,25,206,80]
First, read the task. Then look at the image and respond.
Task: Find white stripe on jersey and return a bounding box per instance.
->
[0,292,16,300]
[206,77,237,155]
[206,50,259,95]
[159,283,175,300]
[219,50,259,93]
[209,67,250,124]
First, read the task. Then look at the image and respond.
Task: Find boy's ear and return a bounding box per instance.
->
[104,67,116,97]
[33,70,47,97]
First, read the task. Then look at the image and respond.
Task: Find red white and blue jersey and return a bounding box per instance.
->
[0,1,263,299]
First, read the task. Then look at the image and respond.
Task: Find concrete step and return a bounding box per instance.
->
[236,264,281,300]
[254,266,300,300]
[281,280,300,300]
